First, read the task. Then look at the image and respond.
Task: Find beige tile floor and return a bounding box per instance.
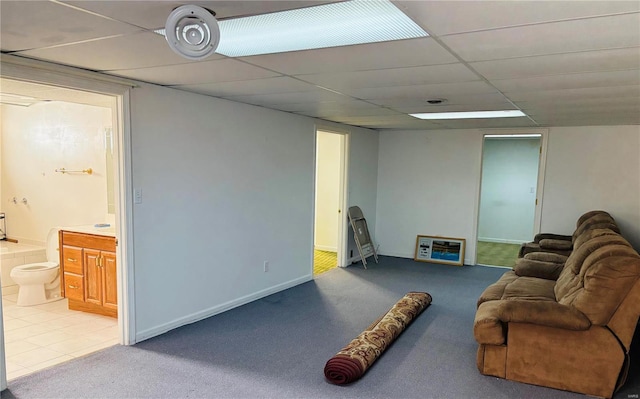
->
[2,294,119,381]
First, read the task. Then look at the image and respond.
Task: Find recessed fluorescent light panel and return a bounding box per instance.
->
[217,0,427,57]
[410,110,527,120]
[484,134,541,138]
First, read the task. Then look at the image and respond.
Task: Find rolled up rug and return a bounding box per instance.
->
[324,292,432,385]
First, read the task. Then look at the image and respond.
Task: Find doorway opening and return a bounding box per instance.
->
[0,78,124,382]
[476,134,544,268]
[313,129,348,276]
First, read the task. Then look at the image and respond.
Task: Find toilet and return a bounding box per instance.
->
[10,228,62,306]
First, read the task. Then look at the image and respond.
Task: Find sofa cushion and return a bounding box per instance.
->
[575,210,612,227]
[514,258,564,280]
[477,271,518,307]
[572,214,619,241]
[538,239,572,251]
[572,227,621,251]
[555,234,632,301]
[502,276,556,301]
[559,247,640,325]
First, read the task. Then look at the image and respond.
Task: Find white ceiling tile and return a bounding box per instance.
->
[534,112,640,125]
[107,59,280,85]
[441,13,640,62]
[392,102,518,114]
[267,100,379,113]
[506,85,640,102]
[526,105,640,117]
[240,38,458,75]
[346,81,501,101]
[16,32,207,71]
[326,114,443,127]
[0,1,142,52]
[493,70,640,93]
[174,77,317,97]
[297,63,479,91]
[62,1,339,30]
[516,96,640,110]
[223,89,354,107]
[470,47,640,79]
[395,0,640,36]
[62,1,186,30]
[438,118,539,129]
[296,106,403,119]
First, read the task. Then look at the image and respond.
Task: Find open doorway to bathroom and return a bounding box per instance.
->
[313,129,348,276]
[0,78,121,380]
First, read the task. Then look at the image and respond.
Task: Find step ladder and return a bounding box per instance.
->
[348,206,378,269]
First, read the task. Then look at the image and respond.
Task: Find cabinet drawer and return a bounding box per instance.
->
[64,273,84,301]
[62,246,83,274]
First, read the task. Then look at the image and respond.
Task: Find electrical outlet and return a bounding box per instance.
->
[263,261,269,272]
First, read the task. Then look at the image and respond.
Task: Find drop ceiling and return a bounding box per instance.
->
[1,0,638,130]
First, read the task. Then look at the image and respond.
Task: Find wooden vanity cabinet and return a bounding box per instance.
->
[59,230,117,318]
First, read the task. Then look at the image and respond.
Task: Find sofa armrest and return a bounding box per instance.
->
[533,233,572,243]
[539,239,573,251]
[514,258,564,280]
[497,300,591,330]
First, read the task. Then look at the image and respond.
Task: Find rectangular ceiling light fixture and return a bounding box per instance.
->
[484,134,541,138]
[410,110,527,120]
[214,0,428,57]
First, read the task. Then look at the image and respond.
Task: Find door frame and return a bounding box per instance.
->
[0,55,137,389]
[313,126,350,271]
[472,128,549,265]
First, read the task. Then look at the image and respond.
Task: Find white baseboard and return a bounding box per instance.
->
[378,250,472,266]
[314,245,337,252]
[135,275,312,343]
[478,237,527,245]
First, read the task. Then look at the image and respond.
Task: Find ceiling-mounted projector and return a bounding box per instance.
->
[165,5,220,60]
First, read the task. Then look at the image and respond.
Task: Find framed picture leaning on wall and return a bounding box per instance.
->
[414,235,465,266]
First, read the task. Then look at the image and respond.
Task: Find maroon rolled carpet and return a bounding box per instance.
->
[324,292,432,385]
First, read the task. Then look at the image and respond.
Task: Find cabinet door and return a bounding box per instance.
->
[84,249,102,306]
[101,251,118,311]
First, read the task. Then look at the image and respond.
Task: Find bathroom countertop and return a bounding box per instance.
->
[60,224,116,237]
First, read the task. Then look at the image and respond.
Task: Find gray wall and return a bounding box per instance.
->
[130,83,379,340]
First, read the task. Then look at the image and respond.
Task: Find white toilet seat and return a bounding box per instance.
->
[12,261,58,273]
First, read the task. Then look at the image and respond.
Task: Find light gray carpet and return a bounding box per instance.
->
[3,256,639,398]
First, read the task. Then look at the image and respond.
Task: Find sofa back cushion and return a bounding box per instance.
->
[556,233,630,292]
[572,213,619,242]
[575,210,612,228]
[555,238,640,325]
[572,228,621,253]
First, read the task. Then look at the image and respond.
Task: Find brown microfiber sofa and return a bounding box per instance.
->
[518,210,619,258]
[474,226,640,398]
